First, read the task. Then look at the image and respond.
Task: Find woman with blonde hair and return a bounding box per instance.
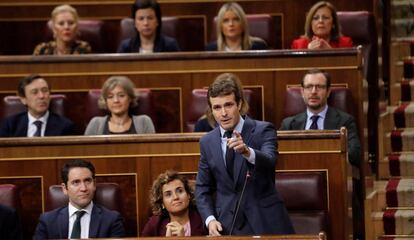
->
[206,2,268,51]
[84,76,155,135]
[291,1,352,49]
[33,4,91,55]
[141,170,206,236]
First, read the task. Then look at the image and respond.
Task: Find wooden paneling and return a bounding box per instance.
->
[0,130,349,239]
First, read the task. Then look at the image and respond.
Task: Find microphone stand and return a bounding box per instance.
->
[229,171,250,235]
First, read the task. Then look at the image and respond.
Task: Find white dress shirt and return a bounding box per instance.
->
[305,105,328,130]
[68,201,93,239]
[27,111,49,137]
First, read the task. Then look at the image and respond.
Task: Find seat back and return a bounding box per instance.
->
[46,183,123,214]
[210,14,276,49]
[44,20,105,53]
[84,88,155,131]
[185,88,262,132]
[0,184,20,209]
[337,11,378,83]
[283,86,355,118]
[1,94,67,118]
[276,171,328,234]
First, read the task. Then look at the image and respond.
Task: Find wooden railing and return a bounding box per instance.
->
[0,130,349,239]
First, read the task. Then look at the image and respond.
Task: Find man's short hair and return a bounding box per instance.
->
[61,159,96,185]
[301,69,331,88]
[17,74,49,97]
[207,73,249,113]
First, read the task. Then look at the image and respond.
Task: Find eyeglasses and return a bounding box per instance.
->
[303,84,327,91]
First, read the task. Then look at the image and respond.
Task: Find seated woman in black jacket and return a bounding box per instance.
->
[206,2,268,51]
[117,0,180,53]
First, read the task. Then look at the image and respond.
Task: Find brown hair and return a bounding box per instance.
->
[303,1,342,41]
[207,73,249,114]
[98,76,138,110]
[149,170,195,215]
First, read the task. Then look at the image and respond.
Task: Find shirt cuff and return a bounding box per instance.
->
[244,147,256,164]
[205,215,216,227]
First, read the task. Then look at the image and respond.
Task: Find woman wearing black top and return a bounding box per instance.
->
[118,0,180,53]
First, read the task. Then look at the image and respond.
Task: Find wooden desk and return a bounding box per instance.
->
[0,130,349,239]
[0,49,365,133]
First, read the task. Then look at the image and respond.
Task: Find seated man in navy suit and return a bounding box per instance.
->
[195,73,294,236]
[0,74,75,137]
[279,68,362,240]
[33,159,125,239]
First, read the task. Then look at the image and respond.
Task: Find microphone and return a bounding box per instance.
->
[229,170,251,235]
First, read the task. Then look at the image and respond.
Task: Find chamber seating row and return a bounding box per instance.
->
[0,86,352,134]
[0,170,328,237]
[1,11,374,56]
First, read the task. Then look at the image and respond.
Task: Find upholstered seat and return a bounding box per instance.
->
[0,184,20,210]
[1,94,67,118]
[185,88,262,132]
[283,86,354,118]
[46,183,122,214]
[276,171,328,234]
[84,88,155,130]
[44,20,105,53]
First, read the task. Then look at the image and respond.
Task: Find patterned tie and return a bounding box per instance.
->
[309,115,319,130]
[71,210,86,239]
[224,130,234,179]
[33,120,43,137]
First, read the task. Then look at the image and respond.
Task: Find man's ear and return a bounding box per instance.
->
[19,96,27,106]
[61,183,68,196]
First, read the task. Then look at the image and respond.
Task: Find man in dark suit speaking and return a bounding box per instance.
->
[195,73,294,236]
[33,159,125,239]
[0,74,75,137]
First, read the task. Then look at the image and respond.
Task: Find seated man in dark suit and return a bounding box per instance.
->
[0,204,23,240]
[279,68,363,240]
[0,74,75,137]
[33,159,125,239]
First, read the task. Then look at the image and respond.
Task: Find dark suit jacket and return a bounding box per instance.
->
[117,34,180,53]
[0,111,75,137]
[33,204,125,239]
[205,40,268,51]
[141,208,206,236]
[0,204,22,240]
[279,107,361,166]
[195,116,294,235]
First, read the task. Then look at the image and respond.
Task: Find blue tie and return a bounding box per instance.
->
[224,130,234,179]
[33,121,43,137]
[309,115,319,130]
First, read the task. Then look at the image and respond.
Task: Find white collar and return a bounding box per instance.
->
[220,115,244,137]
[27,111,49,125]
[68,201,94,217]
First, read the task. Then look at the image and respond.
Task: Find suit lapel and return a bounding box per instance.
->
[292,112,307,130]
[324,108,339,129]
[15,114,29,136]
[89,205,101,238]
[58,207,69,238]
[233,117,254,185]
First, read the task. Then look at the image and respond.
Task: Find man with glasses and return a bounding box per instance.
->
[280,68,363,240]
